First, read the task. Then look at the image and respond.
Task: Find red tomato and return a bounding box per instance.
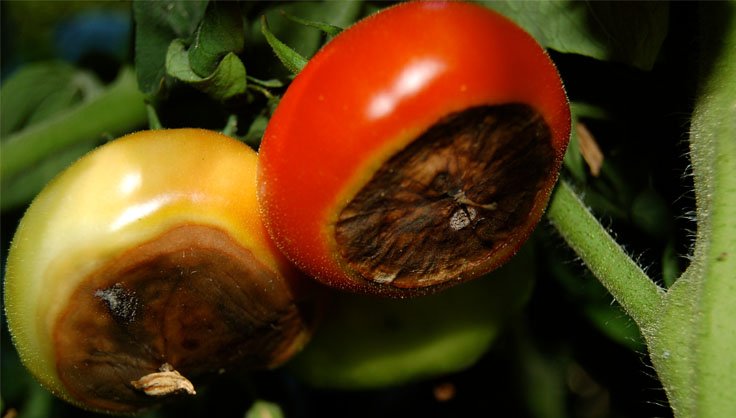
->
[258,1,570,297]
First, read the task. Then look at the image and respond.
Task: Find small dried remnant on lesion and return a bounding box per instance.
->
[131,363,196,397]
[335,104,554,289]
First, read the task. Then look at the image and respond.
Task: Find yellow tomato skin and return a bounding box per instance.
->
[4,129,307,411]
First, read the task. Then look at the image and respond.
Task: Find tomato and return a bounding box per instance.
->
[287,244,535,389]
[258,1,571,297]
[4,129,315,413]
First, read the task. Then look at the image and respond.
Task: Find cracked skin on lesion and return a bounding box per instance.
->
[334,104,555,289]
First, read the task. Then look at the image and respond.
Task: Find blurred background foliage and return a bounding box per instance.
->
[1,1,701,417]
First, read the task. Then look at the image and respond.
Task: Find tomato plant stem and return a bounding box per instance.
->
[647,3,736,417]
[146,103,163,130]
[1,68,147,181]
[684,2,736,412]
[547,181,664,331]
[550,4,735,416]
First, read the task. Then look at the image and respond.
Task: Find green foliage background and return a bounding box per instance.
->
[2,1,730,417]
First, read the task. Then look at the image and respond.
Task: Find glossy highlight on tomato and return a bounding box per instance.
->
[258,1,571,297]
[4,129,316,413]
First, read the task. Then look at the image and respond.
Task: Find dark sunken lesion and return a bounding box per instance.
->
[335,104,555,289]
[53,225,312,413]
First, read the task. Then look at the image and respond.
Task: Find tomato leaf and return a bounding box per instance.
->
[1,68,146,197]
[631,188,672,241]
[243,114,270,147]
[188,2,245,78]
[248,2,363,77]
[1,141,99,211]
[166,39,247,101]
[256,2,363,56]
[479,1,668,70]
[544,240,645,351]
[260,16,308,75]
[246,75,284,88]
[0,62,102,137]
[132,0,208,98]
[279,10,343,37]
[0,61,107,209]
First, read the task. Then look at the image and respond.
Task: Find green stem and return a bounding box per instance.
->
[1,67,147,181]
[546,181,664,331]
[222,114,238,137]
[652,3,736,416]
[146,103,163,130]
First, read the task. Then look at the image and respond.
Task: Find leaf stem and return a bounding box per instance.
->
[147,103,163,130]
[222,114,238,138]
[547,181,664,331]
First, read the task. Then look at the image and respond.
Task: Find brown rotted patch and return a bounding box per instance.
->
[335,104,555,289]
[53,225,311,413]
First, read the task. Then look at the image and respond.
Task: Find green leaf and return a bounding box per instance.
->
[630,188,672,240]
[258,2,362,55]
[570,102,611,121]
[543,234,645,350]
[260,16,308,75]
[0,339,34,408]
[250,2,363,75]
[479,1,669,70]
[16,383,54,418]
[189,2,245,77]
[280,9,343,37]
[661,240,680,288]
[166,39,247,101]
[246,75,284,88]
[513,324,569,418]
[583,304,645,351]
[1,141,98,211]
[242,114,270,147]
[133,0,209,97]
[288,245,534,389]
[1,68,147,203]
[0,62,102,137]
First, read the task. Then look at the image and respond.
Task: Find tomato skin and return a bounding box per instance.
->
[259,1,570,295]
[4,129,313,412]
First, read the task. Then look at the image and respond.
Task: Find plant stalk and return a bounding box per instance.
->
[648,3,736,416]
[546,181,664,332]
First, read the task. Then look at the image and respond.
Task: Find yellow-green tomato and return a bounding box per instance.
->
[4,129,315,413]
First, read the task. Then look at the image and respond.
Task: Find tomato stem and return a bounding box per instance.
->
[550,5,736,415]
[546,180,664,330]
[645,3,736,416]
[147,103,163,130]
[222,114,238,137]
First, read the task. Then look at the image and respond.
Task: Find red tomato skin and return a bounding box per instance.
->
[258,1,571,295]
